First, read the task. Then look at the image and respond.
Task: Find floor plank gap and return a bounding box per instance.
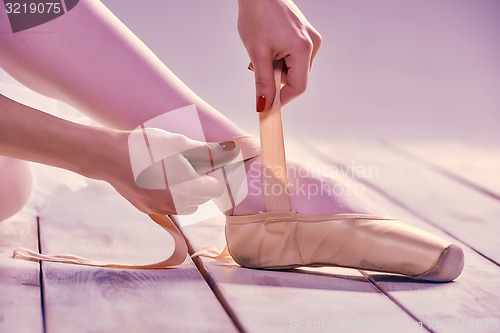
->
[190,255,246,333]
[37,216,47,333]
[383,140,500,202]
[36,179,238,333]
[359,270,433,333]
[307,144,500,268]
[175,220,246,333]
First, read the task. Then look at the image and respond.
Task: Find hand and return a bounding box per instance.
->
[237,0,322,111]
[0,94,239,216]
[108,129,240,215]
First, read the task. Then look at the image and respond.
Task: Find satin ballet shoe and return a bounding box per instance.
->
[224,211,464,282]
[216,62,465,281]
[200,133,465,282]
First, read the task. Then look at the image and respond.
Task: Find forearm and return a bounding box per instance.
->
[0,94,120,180]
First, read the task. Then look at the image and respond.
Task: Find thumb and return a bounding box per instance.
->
[252,55,276,112]
[207,141,240,170]
[183,141,240,174]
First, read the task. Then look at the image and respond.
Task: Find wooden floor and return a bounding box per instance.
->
[1,139,499,333]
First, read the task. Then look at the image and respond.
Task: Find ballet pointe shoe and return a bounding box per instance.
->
[225,211,464,282]
[200,85,466,281]
[214,63,465,282]
[202,133,465,281]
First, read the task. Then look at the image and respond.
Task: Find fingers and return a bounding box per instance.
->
[251,53,300,110]
[168,141,238,215]
[170,175,225,215]
[138,155,229,215]
[128,130,239,216]
[176,206,198,215]
[308,28,322,69]
[248,31,321,107]
[182,141,240,174]
[251,52,276,112]
[192,175,225,202]
[280,43,312,106]
[207,141,240,170]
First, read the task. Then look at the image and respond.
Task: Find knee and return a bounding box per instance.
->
[0,157,33,222]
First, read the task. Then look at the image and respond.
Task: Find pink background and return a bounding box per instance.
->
[101,0,500,143]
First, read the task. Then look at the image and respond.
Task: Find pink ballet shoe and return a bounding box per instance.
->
[212,61,465,282]
[224,211,464,282]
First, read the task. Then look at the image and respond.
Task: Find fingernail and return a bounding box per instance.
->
[219,141,236,151]
[256,95,266,112]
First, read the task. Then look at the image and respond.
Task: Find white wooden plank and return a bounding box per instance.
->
[386,140,500,199]
[310,139,500,265]
[363,206,500,333]
[299,140,500,332]
[0,208,43,333]
[176,210,424,333]
[39,179,237,333]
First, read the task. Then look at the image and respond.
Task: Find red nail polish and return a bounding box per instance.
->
[256,95,266,112]
[219,141,236,151]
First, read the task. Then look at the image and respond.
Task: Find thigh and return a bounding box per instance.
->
[0,157,33,222]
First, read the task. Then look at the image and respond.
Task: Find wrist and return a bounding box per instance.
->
[78,128,130,183]
[0,94,132,186]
